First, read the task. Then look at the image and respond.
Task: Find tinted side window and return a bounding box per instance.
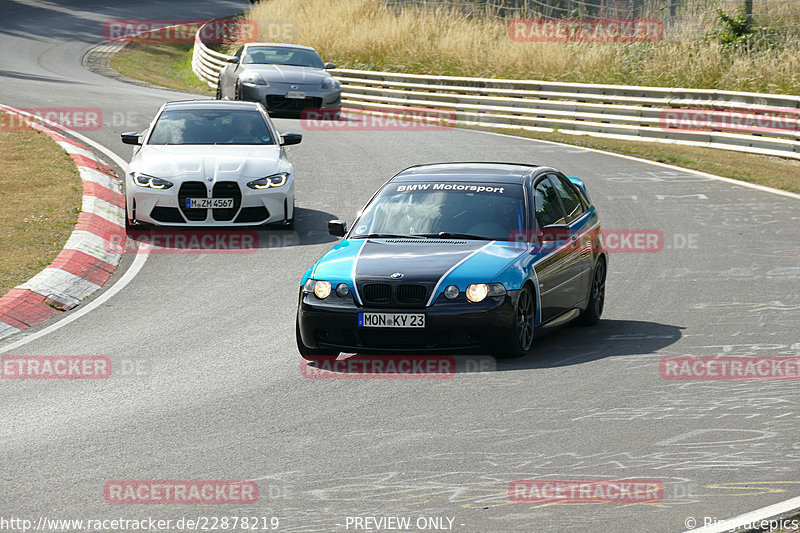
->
[534,178,566,228]
[550,174,585,223]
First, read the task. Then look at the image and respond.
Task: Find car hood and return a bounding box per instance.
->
[131,144,285,182]
[309,239,524,288]
[243,64,330,85]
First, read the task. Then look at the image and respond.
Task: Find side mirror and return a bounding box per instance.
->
[328,220,347,237]
[226,56,239,64]
[539,225,570,242]
[324,62,336,70]
[121,132,142,145]
[280,133,302,146]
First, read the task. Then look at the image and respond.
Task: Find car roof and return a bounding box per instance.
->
[244,42,317,52]
[392,162,542,184]
[162,100,263,111]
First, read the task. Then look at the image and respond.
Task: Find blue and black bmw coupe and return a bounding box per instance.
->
[296,162,607,358]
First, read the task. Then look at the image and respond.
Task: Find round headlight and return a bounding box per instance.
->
[466,283,489,303]
[336,283,350,297]
[313,280,331,299]
[443,285,459,300]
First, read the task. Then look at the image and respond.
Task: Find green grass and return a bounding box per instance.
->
[110,41,214,95]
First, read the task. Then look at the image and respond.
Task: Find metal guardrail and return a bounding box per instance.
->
[191,22,800,159]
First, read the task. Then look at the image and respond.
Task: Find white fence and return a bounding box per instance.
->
[191,22,800,160]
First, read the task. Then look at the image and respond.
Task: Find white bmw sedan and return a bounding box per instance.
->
[121,100,302,228]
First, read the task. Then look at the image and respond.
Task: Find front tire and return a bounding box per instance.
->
[578,257,606,326]
[494,285,535,358]
[215,82,222,100]
[234,81,242,101]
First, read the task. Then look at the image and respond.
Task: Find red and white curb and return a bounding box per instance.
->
[0,105,125,340]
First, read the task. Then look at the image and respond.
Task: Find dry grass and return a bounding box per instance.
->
[247,0,800,94]
[0,113,82,296]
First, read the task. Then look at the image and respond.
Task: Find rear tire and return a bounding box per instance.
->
[215,83,222,100]
[578,258,606,326]
[493,285,535,358]
[296,318,339,360]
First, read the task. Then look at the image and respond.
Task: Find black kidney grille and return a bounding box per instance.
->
[362,284,392,304]
[397,284,427,304]
[212,181,242,221]
[360,283,429,306]
[178,181,208,221]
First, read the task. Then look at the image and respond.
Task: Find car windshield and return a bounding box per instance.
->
[241,46,323,68]
[148,109,274,145]
[351,181,525,241]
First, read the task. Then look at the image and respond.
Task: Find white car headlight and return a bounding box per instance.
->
[321,77,340,90]
[132,172,173,189]
[247,173,289,190]
[240,72,268,87]
[466,284,489,303]
[303,279,331,299]
[465,283,506,303]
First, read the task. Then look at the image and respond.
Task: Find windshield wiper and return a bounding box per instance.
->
[412,232,494,240]
[354,233,426,239]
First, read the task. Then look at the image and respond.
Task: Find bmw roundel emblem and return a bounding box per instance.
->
[390,272,403,279]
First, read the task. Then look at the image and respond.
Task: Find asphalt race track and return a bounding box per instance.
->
[1,1,799,532]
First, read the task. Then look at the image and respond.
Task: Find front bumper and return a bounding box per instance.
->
[240,84,341,116]
[126,177,294,227]
[297,290,519,353]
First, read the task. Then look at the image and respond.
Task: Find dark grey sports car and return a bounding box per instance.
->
[216,43,341,118]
